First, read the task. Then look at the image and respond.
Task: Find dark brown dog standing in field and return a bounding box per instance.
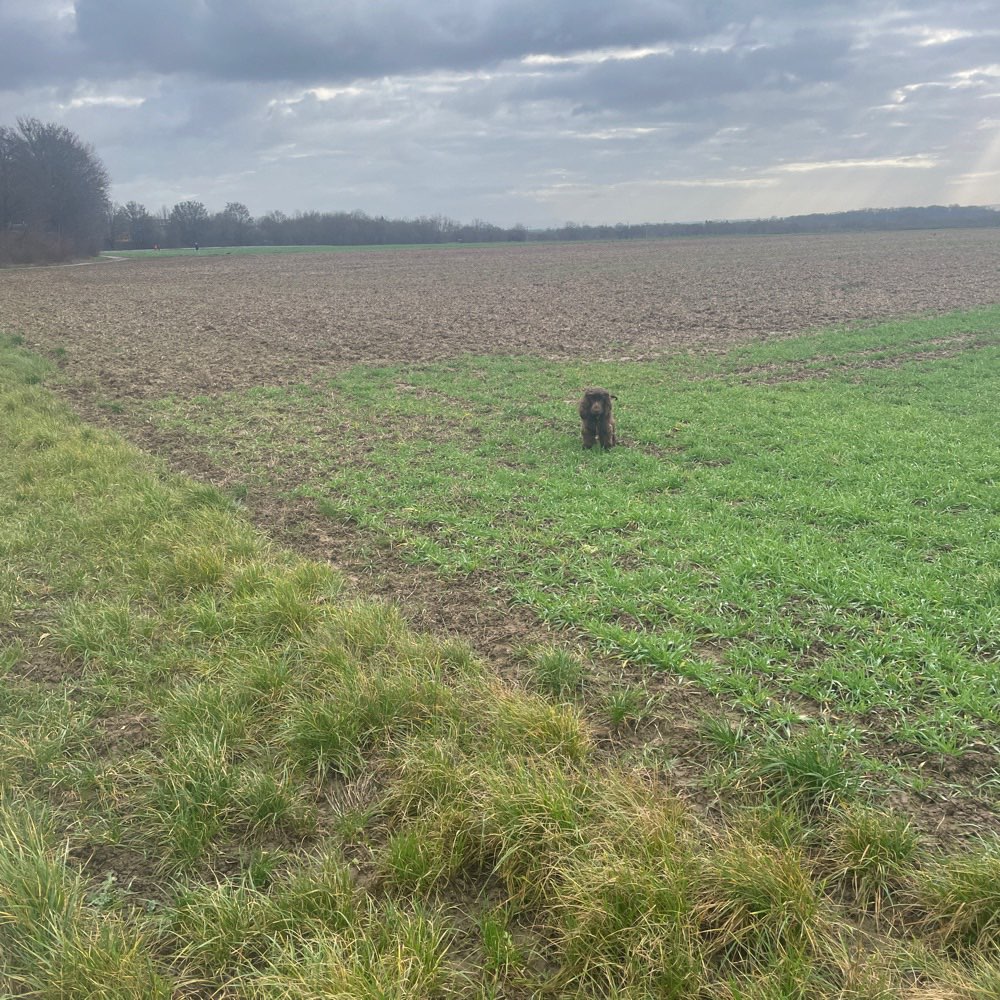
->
[578,387,617,449]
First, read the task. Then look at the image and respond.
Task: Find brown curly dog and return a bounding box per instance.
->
[578,387,617,450]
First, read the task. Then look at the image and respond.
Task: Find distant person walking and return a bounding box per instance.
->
[194,242,199,252]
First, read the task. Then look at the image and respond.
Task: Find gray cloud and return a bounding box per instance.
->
[0,2,77,89]
[508,31,854,116]
[69,0,707,83]
[1,1,999,226]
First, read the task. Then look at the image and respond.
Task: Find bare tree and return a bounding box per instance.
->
[123,200,158,248]
[168,200,209,247]
[214,201,254,245]
[0,126,19,233]
[9,118,110,255]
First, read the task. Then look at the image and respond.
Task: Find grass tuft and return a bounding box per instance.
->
[604,683,652,730]
[552,846,702,997]
[910,840,1000,952]
[748,729,863,812]
[528,645,588,698]
[827,805,920,917]
[697,836,829,967]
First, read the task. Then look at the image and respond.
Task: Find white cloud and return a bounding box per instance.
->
[953,169,1000,181]
[522,44,675,66]
[773,156,939,173]
[653,176,777,188]
[910,27,979,47]
[951,64,1000,80]
[561,126,662,140]
[63,95,146,110]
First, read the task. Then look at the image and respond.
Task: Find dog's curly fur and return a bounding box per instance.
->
[578,387,617,449]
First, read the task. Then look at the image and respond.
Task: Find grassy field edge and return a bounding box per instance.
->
[2,331,1000,997]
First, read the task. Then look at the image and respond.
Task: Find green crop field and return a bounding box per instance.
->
[2,303,999,997]
[102,241,508,260]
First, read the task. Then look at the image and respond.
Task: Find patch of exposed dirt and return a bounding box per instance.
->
[1,607,77,685]
[93,709,157,754]
[68,841,169,907]
[1,643,79,685]
[888,786,1000,850]
[1,644,79,685]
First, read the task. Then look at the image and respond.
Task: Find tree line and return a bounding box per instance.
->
[111,200,1000,252]
[0,118,110,264]
[531,204,1000,241]
[108,200,526,250]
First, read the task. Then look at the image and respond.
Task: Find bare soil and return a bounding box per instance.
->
[3,229,999,400]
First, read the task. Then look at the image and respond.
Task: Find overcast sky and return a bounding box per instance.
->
[2,1,999,227]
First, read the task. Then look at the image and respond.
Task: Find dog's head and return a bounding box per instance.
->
[580,387,616,417]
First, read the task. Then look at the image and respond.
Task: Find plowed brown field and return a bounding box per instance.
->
[4,228,999,398]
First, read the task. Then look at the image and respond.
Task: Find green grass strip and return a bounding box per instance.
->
[101,241,519,260]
